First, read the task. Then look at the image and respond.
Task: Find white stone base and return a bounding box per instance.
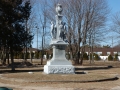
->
[44,65,75,74]
[43,43,75,74]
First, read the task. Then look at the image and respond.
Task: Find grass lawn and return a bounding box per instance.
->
[0,60,120,90]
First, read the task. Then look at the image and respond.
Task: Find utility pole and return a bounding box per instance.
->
[91,28,95,63]
[112,36,113,48]
[41,25,44,65]
[36,26,39,49]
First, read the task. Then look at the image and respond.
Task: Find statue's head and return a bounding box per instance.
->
[56,3,63,15]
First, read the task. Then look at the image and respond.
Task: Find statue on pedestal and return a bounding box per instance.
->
[59,21,67,41]
[51,21,57,39]
[44,3,74,74]
[50,3,67,41]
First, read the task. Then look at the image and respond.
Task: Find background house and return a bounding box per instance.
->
[84,47,120,60]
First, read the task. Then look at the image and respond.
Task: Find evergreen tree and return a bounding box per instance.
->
[35,52,39,59]
[94,53,100,60]
[0,0,33,71]
[108,54,113,61]
[83,53,88,60]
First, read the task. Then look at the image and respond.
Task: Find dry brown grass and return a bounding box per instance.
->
[0,60,120,90]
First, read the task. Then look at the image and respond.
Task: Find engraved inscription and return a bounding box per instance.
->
[49,67,74,74]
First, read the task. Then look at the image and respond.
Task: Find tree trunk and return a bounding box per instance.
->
[24,46,27,62]
[10,46,15,71]
[41,50,43,65]
[74,51,80,65]
[80,51,84,65]
[7,52,9,64]
[30,51,32,63]
[80,57,83,65]
[1,48,6,65]
[80,46,85,65]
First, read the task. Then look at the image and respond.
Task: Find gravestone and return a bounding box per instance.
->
[44,4,75,74]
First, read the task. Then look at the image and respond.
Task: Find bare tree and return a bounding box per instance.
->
[32,0,51,64]
[31,0,109,65]
[59,0,109,64]
[112,12,120,34]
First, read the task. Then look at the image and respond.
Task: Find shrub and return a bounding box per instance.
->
[34,52,39,59]
[94,53,100,60]
[83,53,88,60]
[39,52,42,58]
[14,53,18,59]
[26,52,30,59]
[30,52,34,59]
[114,54,118,61]
[19,52,24,59]
[108,54,113,61]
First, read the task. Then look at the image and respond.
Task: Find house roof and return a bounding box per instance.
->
[85,47,120,52]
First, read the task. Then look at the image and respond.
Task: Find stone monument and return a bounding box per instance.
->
[44,4,75,74]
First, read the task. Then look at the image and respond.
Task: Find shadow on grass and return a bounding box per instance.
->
[75,71,87,74]
[75,66,113,71]
[0,66,43,74]
[0,69,43,74]
[75,66,113,74]
[38,77,119,83]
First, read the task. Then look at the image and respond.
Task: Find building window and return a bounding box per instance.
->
[97,52,102,55]
[107,52,110,55]
[118,52,120,55]
[113,52,117,55]
[86,52,88,55]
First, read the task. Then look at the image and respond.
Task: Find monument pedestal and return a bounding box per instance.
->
[44,4,75,74]
[44,40,75,74]
[44,65,74,74]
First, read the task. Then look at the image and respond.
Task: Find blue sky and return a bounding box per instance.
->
[32,0,120,48]
[105,0,120,46]
[106,0,120,24]
[107,0,120,13]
